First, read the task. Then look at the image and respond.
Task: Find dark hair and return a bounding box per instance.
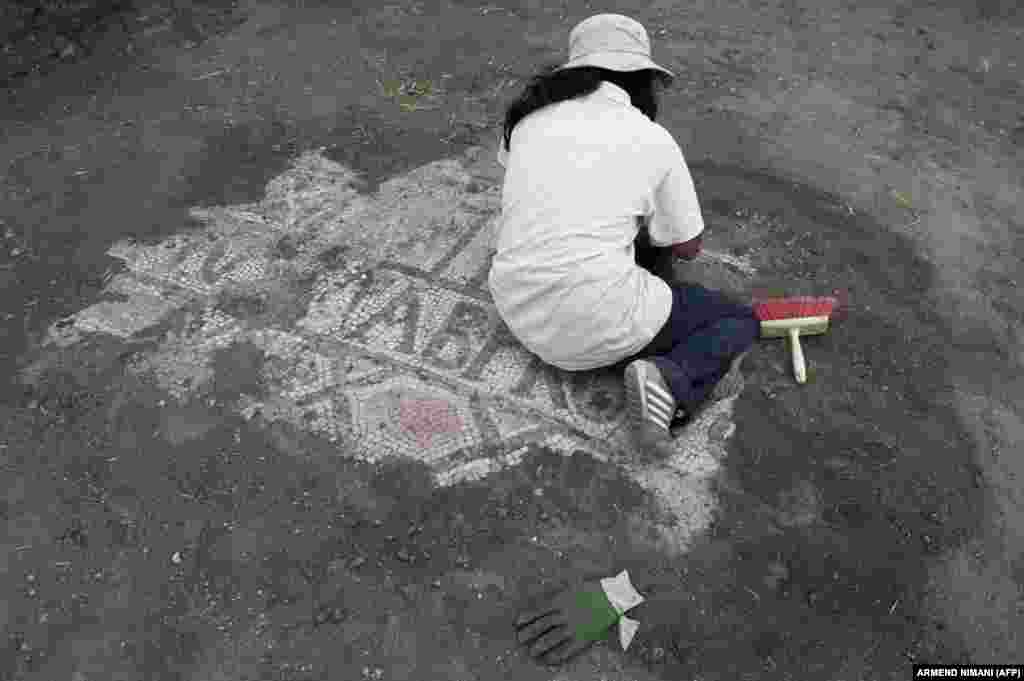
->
[502,64,668,151]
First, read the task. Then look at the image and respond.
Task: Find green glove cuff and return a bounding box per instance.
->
[571,588,622,642]
[568,570,647,647]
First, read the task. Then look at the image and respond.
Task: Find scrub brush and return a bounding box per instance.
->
[753,296,839,384]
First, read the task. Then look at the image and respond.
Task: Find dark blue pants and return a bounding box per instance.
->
[627,227,759,413]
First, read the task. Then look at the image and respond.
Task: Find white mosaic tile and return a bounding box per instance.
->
[189,205,270,234]
[255,152,367,243]
[352,159,495,271]
[439,214,498,286]
[269,350,340,403]
[435,449,528,487]
[293,394,350,442]
[130,306,245,402]
[297,270,363,336]
[345,379,477,465]
[249,328,307,358]
[44,273,186,347]
[540,432,592,458]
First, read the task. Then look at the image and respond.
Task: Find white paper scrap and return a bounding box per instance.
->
[600,570,646,650]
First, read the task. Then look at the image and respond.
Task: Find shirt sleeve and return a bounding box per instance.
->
[646,129,704,247]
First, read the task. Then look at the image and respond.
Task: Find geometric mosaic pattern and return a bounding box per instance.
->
[35,148,747,556]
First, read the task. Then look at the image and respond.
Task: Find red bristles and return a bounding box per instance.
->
[753,296,839,321]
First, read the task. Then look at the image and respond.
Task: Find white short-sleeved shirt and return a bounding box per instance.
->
[488,81,704,371]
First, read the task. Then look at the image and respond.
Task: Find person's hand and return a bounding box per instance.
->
[671,235,703,261]
[514,580,621,664]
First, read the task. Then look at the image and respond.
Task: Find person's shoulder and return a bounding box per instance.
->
[646,121,680,148]
[637,121,684,167]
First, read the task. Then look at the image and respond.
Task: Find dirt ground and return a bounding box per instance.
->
[2,0,1023,679]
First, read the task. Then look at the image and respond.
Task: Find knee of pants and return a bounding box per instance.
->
[719,317,760,349]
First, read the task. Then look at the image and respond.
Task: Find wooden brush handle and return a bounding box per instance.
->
[788,327,807,384]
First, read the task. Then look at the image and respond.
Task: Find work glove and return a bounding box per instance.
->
[671,234,703,261]
[514,570,645,665]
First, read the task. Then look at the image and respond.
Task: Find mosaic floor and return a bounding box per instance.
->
[36,148,749,556]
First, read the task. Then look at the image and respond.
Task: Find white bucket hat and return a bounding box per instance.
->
[556,14,674,82]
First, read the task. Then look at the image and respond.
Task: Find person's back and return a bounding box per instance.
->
[490,80,698,370]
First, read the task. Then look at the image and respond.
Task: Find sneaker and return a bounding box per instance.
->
[623,359,677,458]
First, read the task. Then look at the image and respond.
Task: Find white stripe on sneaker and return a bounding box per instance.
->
[648,395,673,418]
[647,412,671,427]
[646,386,674,427]
[647,414,670,429]
[646,382,674,406]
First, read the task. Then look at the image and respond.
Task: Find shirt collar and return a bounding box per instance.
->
[594,81,631,105]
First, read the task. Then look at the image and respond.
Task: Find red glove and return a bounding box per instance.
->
[671,234,703,261]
